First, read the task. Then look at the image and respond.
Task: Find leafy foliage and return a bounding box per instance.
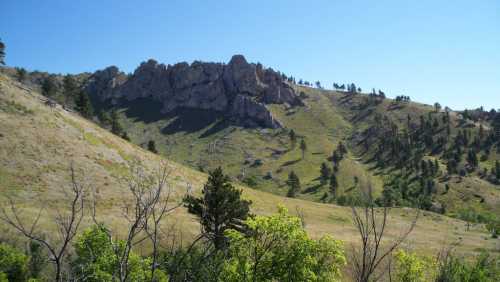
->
[0,243,29,282]
[222,206,346,282]
[394,250,434,282]
[72,224,168,282]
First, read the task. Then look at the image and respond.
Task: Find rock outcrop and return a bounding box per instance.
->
[86,55,301,128]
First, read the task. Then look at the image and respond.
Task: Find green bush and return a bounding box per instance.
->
[72,224,168,282]
[0,243,29,282]
[222,206,346,281]
[394,250,435,282]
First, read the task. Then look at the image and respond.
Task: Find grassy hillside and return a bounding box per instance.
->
[0,73,498,257]
[95,81,500,224]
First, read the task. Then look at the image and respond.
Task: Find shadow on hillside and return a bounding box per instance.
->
[302,183,322,194]
[281,159,301,167]
[160,108,226,135]
[96,97,231,136]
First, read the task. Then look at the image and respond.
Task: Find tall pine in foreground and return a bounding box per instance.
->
[183,167,252,250]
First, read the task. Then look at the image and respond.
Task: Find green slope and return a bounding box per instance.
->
[0,73,497,256]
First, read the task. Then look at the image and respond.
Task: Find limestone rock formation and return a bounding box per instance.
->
[86,55,301,128]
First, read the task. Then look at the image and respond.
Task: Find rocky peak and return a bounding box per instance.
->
[86,55,301,128]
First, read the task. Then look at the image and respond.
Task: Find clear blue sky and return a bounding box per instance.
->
[1,0,499,110]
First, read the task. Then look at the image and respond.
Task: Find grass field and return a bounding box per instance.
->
[0,73,498,258]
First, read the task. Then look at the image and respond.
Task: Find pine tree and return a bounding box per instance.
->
[320,162,331,185]
[16,67,27,82]
[300,139,307,159]
[97,110,111,127]
[110,110,123,135]
[121,132,130,141]
[183,167,252,250]
[329,173,338,197]
[286,171,301,198]
[289,129,297,149]
[74,90,93,118]
[147,140,158,153]
[467,149,478,169]
[41,75,57,97]
[496,160,500,180]
[63,75,78,105]
[0,38,5,65]
[493,113,500,141]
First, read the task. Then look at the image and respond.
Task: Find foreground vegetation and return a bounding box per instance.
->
[0,166,498,281]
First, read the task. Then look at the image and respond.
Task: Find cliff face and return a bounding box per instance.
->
[86,55,301,128]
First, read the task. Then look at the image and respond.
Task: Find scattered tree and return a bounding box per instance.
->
[41,75,57,97]
[110,110,124,135]
[320,162,331,185]
[286,171,301,198]
[147,140,158,154]
[329,173,338,197]
[15,67,27,82]
[434,102,442,112]
[0,38,5,65]
[289,129,297,149]
[300,139,307,159]
[63,75,78,105]
[74,90,93,118]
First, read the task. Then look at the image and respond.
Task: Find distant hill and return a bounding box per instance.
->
[0,72,497,255]
[2,54,499,236]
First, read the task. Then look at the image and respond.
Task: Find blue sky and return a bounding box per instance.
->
[1,0,499,110]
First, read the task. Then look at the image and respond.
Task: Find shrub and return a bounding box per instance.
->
[222,206,346,281]
[394,250,434,282]
[0,243,29,282]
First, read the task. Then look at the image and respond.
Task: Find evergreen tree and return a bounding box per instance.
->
[16,67,27,82]
[74,90,93,118]
[289,129,297,149]
[110,110,123,135]
[493,113,500,141]
[467,149,478,169]
[147,140,158,153]
[0,38,5,65]
[300,139,307,159]
[496,160,500,180]
[97,110,111,127]
[329,173,338,197]
[434,102,441,112]
[286,171,301,198]
[183,167,252,250]
[63,75,78,104]
[41,75,57,97]
[319,162,331,185]
[121,132,130,141]
[332,150,341,169]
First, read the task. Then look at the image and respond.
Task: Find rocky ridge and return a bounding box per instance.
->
[86,55,302,128]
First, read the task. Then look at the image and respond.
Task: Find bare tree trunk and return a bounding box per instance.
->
[350,183,419,282]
